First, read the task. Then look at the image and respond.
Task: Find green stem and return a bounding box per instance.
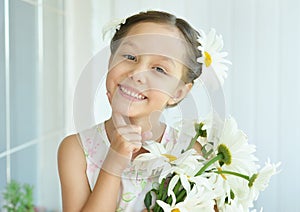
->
[186,132,200,151]
[214,170,250,181]
[173,180,181,198]
[176,188,186,202]
[164,180,182,205]
[166,195,172,204]
[155,177,180,212]
[196,154,223,176]
[154,178,167,212]
[176,183,195,203]
[157,178,166,200]
[153,202,161,212]
[160,192,167,203]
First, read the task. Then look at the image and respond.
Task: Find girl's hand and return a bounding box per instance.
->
[110,112,143,158]
[102,112,145,177]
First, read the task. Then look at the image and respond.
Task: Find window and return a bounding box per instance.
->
[0,0,65,210]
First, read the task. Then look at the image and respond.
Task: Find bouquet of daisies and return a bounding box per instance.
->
[133,29,280,212]
[138,116,280,211]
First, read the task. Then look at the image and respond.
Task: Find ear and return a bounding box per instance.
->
[167,83,193,106]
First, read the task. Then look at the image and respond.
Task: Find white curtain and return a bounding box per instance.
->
[65,0,300,210]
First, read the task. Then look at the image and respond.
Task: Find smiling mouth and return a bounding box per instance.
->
[118,84,147,100]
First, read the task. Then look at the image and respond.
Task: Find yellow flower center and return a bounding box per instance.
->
[218,144,232,165]
[204,51,212,67]
[171,209,180,212]
[161,154,177,162]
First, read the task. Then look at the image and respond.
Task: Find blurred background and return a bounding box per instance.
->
[0,0,299,211]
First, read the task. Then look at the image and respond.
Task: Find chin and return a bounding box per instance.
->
[111,103,136,116]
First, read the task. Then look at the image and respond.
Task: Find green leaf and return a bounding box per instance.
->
[144,190,153,211]
[2,180,34,211]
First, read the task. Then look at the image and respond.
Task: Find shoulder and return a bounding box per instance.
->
[58,134,84,157]
[57,134,90,190]
[58,134,86,170]
[58,134,92,211]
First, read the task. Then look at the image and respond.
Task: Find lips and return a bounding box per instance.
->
[118,84,147,101]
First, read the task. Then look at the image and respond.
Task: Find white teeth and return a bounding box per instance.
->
[120,86,146,100]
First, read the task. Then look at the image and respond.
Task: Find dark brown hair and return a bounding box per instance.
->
[110,10,202,84]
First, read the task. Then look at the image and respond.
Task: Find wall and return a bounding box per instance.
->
[64,0,300,211]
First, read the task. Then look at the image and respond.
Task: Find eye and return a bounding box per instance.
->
[123,54,137,61]
[153,66,167,75]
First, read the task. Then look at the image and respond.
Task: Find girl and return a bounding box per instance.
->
[58,10,203,212]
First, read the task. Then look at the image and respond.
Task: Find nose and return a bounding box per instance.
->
[128,64,147,84]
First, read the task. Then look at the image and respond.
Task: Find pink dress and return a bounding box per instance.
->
[79,122,191,212]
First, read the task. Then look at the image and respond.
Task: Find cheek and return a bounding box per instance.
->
[147,90,171,104]
[105,72,113,89]
[107,60,131,81]
[106,70,118,96]
[106,66,122,85]
[148,77,180,96]
[148,93,171,110]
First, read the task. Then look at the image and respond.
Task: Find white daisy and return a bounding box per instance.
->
[133,139,196,176]
[156,194,187,212]
[248,159,280,201]
[225,175,255,210]
[158,149,204,183]
[197,28,232,86]
[217,199,245,212]
[204,172,231,208]
[179,185,216,212]
[215,117,259,175]
[156,185,215,212]
[132,140,173,175]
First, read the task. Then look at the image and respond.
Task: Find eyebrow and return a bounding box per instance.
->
[121,41,177,67]
[120,41,138,49]
[157,56,176,69]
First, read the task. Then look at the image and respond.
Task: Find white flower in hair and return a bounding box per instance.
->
[197,29,232,86]
[102,18,126,41]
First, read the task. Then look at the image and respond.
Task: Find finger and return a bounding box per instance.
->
[121,133,142,142]
[117,125,142,135]
[141,131,153,141]
[128,141,143,153]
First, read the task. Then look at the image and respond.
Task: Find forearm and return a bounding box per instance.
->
[81,169,121,211]
[80,147,129,211]
[79,115,144,211]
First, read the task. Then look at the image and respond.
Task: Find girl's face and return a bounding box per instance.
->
[106,22,191,118]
